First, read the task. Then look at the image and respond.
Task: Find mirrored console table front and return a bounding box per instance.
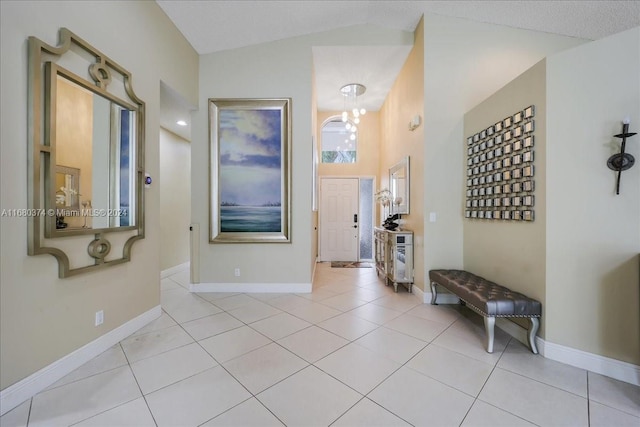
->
[374,227,414,292]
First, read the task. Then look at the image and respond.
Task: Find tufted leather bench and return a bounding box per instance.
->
[429,269,541,354]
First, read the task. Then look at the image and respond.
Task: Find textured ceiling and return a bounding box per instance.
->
[157,1,640,54]
[156,0,640,137]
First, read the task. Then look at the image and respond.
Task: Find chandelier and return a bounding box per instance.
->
[340,83,367,140]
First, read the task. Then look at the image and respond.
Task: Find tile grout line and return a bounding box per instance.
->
[474,357,591,426]
[492,362,592,400]
[117,341,160,427]
[62,346,159,427]
[246,273,456,424]
[169,268,603,426]
[459,336,512,426]
[135,308,243,399]
[195,395,287,427]
[25,397,33,427]
[170,306,257,381]
[172,294,318,423]
[219,281,396,424]
[30,264,629,427]
[355,333,449,423]
[327,395,370,427]
[339,312,460,424]
[34,361,130,394]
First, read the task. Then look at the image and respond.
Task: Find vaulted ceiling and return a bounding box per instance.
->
[157,1,640,139]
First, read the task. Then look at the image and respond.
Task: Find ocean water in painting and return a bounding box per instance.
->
[221,206,281,232]
[218,107,283,233]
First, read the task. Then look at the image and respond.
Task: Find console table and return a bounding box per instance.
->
[374,227,414,292]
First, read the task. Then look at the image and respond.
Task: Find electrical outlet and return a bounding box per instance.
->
[234,268,240,277]
[95,310,104,326]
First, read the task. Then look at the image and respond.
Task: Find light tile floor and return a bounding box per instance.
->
[2,262,639,426]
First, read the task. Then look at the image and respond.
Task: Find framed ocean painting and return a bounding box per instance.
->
[209,98,291,243]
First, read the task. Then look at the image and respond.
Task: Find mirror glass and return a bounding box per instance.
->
[389,156,410,214]
[52,73,137,231]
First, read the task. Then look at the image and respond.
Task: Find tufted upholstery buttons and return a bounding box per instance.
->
[429,269,541,317]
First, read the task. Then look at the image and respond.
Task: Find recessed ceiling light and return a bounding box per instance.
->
[176,120,187,126]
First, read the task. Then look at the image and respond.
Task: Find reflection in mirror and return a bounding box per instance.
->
[55,166,80,210]
[390,156,410,215]
[55,165,79,229]
[52,72,136,232]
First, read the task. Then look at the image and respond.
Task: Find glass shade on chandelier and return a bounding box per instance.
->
[340,83,366,135]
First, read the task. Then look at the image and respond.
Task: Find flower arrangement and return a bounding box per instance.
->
[375,188,393,223]
[375,188,392,206]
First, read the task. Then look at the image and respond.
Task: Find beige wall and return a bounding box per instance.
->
[317,110,381,178]
[463,60,547,335]
[0,0,198,390]
[379,17,425,290]
[193,25,412,286]
[546,27,640,364]
[422,14,587,288]
[462,26,640,365]
[159,128,191,271]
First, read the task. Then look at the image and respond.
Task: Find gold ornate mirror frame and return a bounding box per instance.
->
[28,28,145,277]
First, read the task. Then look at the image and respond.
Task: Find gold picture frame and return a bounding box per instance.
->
[209,98,291,243]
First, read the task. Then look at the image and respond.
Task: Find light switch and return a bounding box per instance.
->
[429,212,437,222]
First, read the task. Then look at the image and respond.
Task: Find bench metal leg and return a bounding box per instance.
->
[430,281,438,305]
[484,316,495,353]
[528,317,540,354]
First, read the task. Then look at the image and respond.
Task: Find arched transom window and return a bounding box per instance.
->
[321,117,358,163]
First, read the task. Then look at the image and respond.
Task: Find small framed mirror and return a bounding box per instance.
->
[55,165,80,212]
[389,156,410,214]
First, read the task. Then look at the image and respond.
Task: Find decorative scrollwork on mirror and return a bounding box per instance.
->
[28,28,145,278]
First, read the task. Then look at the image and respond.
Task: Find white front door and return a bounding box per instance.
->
[320,178,359,261]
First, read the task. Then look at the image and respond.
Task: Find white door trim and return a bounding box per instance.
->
[319,177,359,261]
[318,175,376,262]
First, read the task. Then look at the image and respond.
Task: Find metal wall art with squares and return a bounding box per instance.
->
[465,105,536,222]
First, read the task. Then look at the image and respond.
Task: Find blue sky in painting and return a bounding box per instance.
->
[219,109,282,206]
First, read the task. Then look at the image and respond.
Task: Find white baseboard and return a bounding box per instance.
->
[541,339,640,386]
[411,284,425,302]
[0,305,161,416]
[424,291,460,305]
[190,282,312,294]
[495,317,531,348]
[160,262,190,279]
[425,298,640,387]
[494,318,640,386]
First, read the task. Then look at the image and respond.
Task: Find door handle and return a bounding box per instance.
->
[353,214,358,223]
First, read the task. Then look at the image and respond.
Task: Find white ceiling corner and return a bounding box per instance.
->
[160,82,196,140]
[156,1,640,130]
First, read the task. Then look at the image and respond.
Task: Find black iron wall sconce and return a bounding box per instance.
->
[607,118,636,195]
